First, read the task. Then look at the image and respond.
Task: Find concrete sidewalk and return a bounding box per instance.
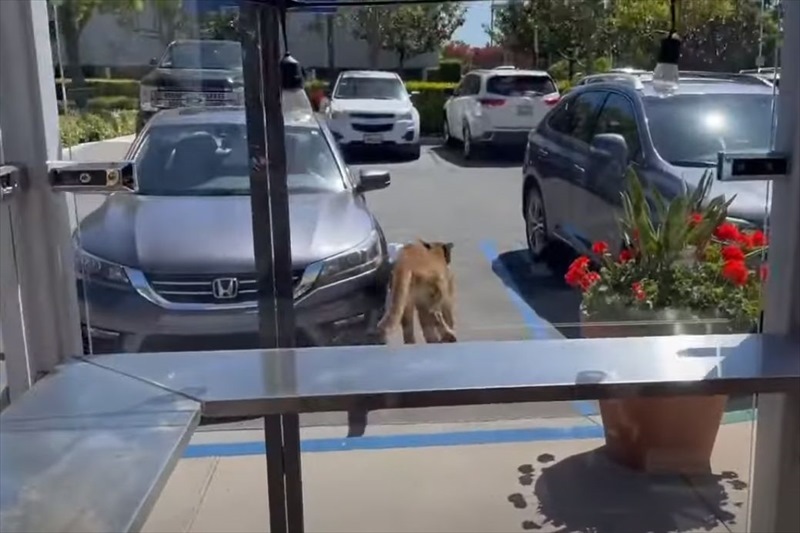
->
[143,416,753,533]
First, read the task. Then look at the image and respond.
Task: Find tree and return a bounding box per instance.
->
[52,0,181,106]
[490,0,610,76]
[350,4,466,69]
[200,9,240,41]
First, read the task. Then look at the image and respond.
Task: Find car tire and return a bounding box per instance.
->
[524,184,551,263]
[403,143,421,161]
[462,124,474,160]
[443,115,456,147]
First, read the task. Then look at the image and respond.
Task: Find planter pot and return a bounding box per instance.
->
[582,308,741,475]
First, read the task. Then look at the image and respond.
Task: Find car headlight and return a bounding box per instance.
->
[398,111,413,120]
[317,231,382,286]
[140,85,157,112]
[75,248,130,286]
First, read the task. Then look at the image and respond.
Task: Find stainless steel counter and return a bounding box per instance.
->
[1,334,798,533]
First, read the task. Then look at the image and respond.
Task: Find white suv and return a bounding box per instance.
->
[443,67,559,159]
[325,70,421,159]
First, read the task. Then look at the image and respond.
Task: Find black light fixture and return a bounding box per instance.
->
[653,0,681,94]
[278,2,304,90]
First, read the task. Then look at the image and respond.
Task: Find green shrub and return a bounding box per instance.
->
[407,81,457,135]
[59,110,137,147]
[557,79,573,93]
[55,78,140,101]
[437,60,463,83]
[87,96,138,111]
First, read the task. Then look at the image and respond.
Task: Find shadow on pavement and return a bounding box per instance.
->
[343,148,419,165]
[491,247,583,338]
[508,448,743,532]
[430,145,524,168]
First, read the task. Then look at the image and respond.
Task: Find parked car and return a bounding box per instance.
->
[443,67,560,159]
[76,104,393,354]
[324,70,421,159]
[137,40,245,132]
[522,75,773,263]
[740,67,781,87]
[574,71,652,87]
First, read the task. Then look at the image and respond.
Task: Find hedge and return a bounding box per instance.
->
[55,78,140,100]
[59,110,137,148]
[54,78,458,139]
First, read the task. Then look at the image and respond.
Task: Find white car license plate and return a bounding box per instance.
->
[364,133,383,144]
[517,104,533,116]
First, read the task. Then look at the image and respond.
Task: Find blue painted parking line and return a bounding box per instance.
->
[479,240,595,416]
[479,240,559,340]
[183,410,755,459]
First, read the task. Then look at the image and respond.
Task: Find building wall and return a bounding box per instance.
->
[52,2,437,76]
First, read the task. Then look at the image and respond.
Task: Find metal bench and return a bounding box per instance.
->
[1,334,799,532]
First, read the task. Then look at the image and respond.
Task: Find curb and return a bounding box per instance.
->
[183,409,756,458]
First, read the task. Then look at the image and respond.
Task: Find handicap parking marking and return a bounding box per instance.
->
[479,240,563,341]
[478,239,601,418]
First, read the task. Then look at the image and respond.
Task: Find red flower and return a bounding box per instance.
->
[619,248,634,263]
[688,213,703,226]
[579,271,601,292]
[565,268,584,287]
[714,222,741,242]
[591,241,609,255]
[749,230,767,247]
[722,260,750,286]
[632,281,647,301]
[721,245,745,262]
[569,256,591,272]
[760,264,769,282]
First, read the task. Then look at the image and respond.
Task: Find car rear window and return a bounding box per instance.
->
[643,93,774,167]
[486,75,556,96]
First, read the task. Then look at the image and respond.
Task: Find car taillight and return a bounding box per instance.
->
[478,98,506,107]
[544,96,560,106]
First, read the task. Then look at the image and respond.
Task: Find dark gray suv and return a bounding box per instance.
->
[76,106,392,353]
[522,75,774,262]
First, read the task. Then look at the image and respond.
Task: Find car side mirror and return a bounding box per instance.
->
[357,169,390,193]
[149,58,158,66]
[590,133,628,170]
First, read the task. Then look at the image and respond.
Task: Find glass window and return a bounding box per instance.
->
[595,93,641,158]
[643,93,774,166]
[159,40,242,70]
[486,74,556,96]
[548,91,606,141]
[460,74,481,95]
[333,76,407,100]
[135,123,344,196]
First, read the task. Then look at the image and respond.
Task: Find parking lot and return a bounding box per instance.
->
[66,138,589,424]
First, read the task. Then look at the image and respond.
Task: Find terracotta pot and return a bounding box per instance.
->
[582,308,735,475]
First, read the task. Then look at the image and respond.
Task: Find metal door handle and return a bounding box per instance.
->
[537,148,549,157]
[0,165,23,203]
[573,163,585,173]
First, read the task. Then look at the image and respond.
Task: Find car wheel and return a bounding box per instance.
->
[525,185,550,262]
[462,124,473,160]
[443,115,456,147]
[404,143,421,161]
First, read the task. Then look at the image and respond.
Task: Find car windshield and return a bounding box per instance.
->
[643,93,775,167]
[135,123,345,196]
[160,41,241,70]
[486,75,556,96]
[334,77,406,100]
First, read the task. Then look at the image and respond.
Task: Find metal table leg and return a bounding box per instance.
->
[264,414,305,533]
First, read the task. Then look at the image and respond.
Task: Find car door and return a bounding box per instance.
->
[582,92,643,251]
[446,75,477,141]
[533,90,608,249]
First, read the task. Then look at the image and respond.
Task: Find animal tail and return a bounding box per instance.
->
[377,268,412,334]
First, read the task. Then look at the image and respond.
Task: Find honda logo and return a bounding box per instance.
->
[211,277,239,299]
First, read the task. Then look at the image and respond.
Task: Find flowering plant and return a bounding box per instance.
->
[566,169,767,331]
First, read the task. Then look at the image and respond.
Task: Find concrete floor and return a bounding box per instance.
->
[144,418,754,533]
